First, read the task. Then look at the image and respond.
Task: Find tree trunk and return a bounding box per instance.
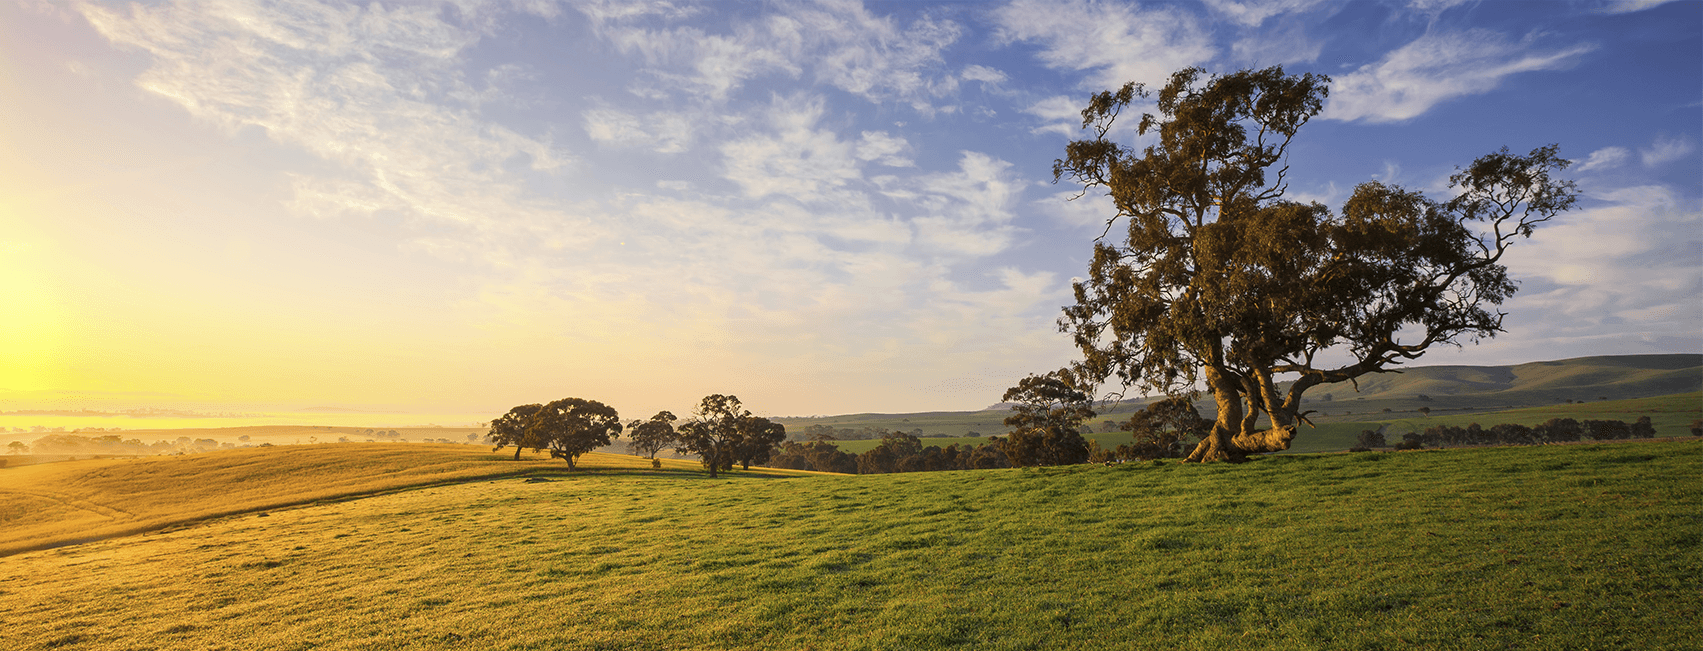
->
[1184,366,1297,462]
[513,446,522,461]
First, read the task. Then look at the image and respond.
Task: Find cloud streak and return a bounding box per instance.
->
[1324,29,1595,123]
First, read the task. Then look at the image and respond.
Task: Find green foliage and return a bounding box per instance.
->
[1052,65,1578,461]
[999,372,1095,466]
[676,395,786,477]
[528,398,623,469]
[626,411,679,459]
[488,403,544,460]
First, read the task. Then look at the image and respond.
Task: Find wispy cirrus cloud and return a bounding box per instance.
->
[1324,29,1595,123]
[1577,146,1631,172]
[1499,184,1702,355]
[991,0,1215,90]
[1641,135,1695,167]
[1203,0,1332,27]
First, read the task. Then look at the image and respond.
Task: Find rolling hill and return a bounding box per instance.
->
[775,354,1702,438]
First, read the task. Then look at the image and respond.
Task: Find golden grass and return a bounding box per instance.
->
[0,443,793,556]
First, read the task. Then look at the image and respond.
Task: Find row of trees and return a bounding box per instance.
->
[489,394,787,477]
[1357,417,1665,450]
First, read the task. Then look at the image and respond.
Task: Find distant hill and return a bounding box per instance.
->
[1319,354,1702,407]
[778,354,1701,438]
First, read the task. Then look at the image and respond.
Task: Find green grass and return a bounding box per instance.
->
[2,440,1699,649]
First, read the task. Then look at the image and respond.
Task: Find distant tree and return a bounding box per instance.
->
[527,398,623,469]
[1418,406,1431,417]
[1124,397,1210,459]
[801,441,859,474]
[1416,394,1433,402]
[1690,419,1702,437]
[1536,418,1582,443]
[766,442,817,471]
[1356,430,1386,448]
[676,394,750,478]
[857,432,923,474]
[999,372,1095,467]
[802,424,838,442]
[1583,419,1631,440]
[1630,416,1656,439]
[1051,66,1578,462]
[626,411,679,459]
[731,416,787,470]
[489,403,545,460]
[6,441,25,454]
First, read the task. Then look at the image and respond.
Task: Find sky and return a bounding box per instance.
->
[1,0,1699,429]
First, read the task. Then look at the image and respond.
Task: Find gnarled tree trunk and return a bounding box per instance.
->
[1184,365,1297,462]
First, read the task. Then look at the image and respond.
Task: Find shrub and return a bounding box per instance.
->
[1356,430,1386,448]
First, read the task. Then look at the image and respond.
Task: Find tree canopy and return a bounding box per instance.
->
[999,372,1095,467]
[676,394,784,478]
[1053,66,1577,462]
[526,398,623,469]
[626,411,679,459]
[489,403,545,460]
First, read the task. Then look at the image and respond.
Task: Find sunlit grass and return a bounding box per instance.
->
[2,440,1698,649]
[0,443,787,556]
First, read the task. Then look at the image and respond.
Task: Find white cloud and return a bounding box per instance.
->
[1499,184,1702,353]
[1231,20,1323,65]
[1577,146,1631,172]
[1598,0,1685,14]
[583,107,693,153]
[1023,95,1085,137]
[1204,0,1332,27]
[993,0,1216,89]
[720,94,862,202]
[1641,135,1694,167]
[81,0,572,256]
[910,151,1021,256]
[1324,30,1596,123]
[576,0,963,111]
[854,130,915,167]
[1033,189,1117,231]
[961,64,1007,84]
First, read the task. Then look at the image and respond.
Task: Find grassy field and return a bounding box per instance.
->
[3,440,1699,649]
[0,444,783,557]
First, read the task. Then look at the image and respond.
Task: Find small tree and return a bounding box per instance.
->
[1124,397,1210,459]
[731,416,787,470]
[489,403,544,460]
[676,394,750,478]
[6,441,25,454]
[626,411,679,459]
[999,372,1095,467]
[527,398,623,469]
[1630,415,1656,439]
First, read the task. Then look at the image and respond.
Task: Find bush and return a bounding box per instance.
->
[1356,430,1386,448]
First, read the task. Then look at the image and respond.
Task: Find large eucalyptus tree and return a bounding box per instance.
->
[1054,66,1577,462]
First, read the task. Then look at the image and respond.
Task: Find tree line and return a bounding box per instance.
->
[489,394,786,478]
[1355,417,1673,450]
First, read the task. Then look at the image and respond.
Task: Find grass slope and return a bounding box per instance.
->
[0,444,797,557]
[3,441,1698,650]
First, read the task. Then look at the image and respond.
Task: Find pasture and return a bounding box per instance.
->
[2,440,1698,649]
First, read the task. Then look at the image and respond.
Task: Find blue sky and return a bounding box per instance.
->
[1,0,1698,423]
